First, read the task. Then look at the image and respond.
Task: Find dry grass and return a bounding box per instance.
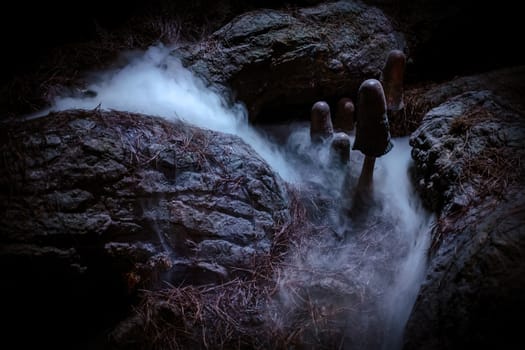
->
[134,279,270,349]
[448,106,493,135]
[451,106,523,201]
[432,145,523,243]
[428,106,524,254]
[109,184,354,349]
[389,88,435,137]
[461,146,522,195]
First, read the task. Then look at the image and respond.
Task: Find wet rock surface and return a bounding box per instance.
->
[175,0,403,122]
[0,110,289,347]
[404,67,525,349]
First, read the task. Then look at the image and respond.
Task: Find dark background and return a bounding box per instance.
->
[1,1,523,93]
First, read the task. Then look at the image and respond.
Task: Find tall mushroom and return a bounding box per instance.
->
[334,97,355,133]
[352,79,393,206]
[380,49,406,112]
[310,101,334,143]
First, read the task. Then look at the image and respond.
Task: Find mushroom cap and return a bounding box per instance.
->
[335,97,355,132]
[381,49,406,111]
[330,132,351,163]
[381,49,406,83]
[352,79,393,157]
[310,101,334,142]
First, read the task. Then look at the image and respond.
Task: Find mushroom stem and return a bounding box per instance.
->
[351,155,376,215]
[350,78,393,214]
[357,155,376,192]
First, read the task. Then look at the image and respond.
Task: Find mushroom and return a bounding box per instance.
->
[310,101,334,143]
[352,79,393,203]
[334,97,355,132]
[380,49,406,112]
[330,132,351,164]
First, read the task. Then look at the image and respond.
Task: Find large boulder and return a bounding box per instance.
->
[408,66,525,212]
[0,110,289,348]
[403,67,525,349]
[175,0,403,122]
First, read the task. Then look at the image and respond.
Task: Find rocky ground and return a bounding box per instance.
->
[405,67,525,349]
[1,110,290,347]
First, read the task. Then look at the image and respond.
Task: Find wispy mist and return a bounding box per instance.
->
[269,134,433,349]
[35,44,432,349]
[33,44,299,182]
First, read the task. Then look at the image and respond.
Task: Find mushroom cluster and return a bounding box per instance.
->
[308,49,406,215]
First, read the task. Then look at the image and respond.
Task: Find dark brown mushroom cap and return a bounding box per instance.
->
[310,101,334,142]
[335,97,355,132]
[352,79,393,157]
[381,49,406,111]
[330,132,351,163]
[381,49,406,82]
